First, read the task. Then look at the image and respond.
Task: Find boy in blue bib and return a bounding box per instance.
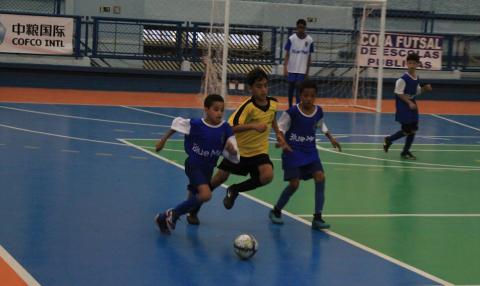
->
[384,53,432,159]
[269,80,341,230]
[154,94,239,235]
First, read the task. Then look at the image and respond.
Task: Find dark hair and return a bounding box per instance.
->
[299,80,318,94]
[204,93,224,108]
[406,53,420,63]
[297,19,307,26]
[246,67,268,86]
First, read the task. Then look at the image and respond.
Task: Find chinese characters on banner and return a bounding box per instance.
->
[0,14,74,55]
[358,32,443,70]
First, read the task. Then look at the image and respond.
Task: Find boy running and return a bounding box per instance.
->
[154,94,239,235]
[269,80,341,230]
[187,67,288,222]
[384,53,432,159]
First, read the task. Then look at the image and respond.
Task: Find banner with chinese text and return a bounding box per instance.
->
[358,32,443,70]
[0,14,74,55]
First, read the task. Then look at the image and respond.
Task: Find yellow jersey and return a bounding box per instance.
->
[228,96,278,157]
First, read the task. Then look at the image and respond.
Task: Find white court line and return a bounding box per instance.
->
[0,123,126,146]
[267,136,480,170]
[0,105,169,127]
[431,114,480,133]
[120,138,451,286]
[338,148,480,152]
[330,133,480,138]
[121,106,177,119]
[298,214,480,218]
[0,244,41,286]
[316,145,480,170]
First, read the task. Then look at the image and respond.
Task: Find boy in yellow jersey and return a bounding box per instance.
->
[186,68,289,223]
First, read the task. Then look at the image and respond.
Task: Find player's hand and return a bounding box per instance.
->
[408,102,417,110]
[225,142,238,156]
[275,141,293,152]
[423,84,432,92]
[283,66,288,77]
[254,123,268,133]
[275,135,293,152]
[330,139,342,152]
[155,139,166,152]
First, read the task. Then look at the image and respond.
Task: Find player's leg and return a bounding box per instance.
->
[401,122,418,160]
[224,155,273,209]
[384,126,406,152]
[311,170,330,230]
[269,177,299,225]
[210,168,231,189]
[156,164,211,234]
[287,73,297,108]
[288,81,296,108]
[187,162,232,223]
[294,75,305,105]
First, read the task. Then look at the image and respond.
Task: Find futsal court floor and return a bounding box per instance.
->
[1,88,479,286]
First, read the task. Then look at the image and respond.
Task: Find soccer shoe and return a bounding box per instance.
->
[155,213,171,235]
[269,210,284,225]
[311,219,330,231]
[401,151,417,160]
[186,212,200,225]
[383,137,392,153]
[164,208,177,230]
[223,188,238,210]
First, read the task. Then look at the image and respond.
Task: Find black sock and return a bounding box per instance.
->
[230,177,262,193]
[403,134,415,153]
[314,213,323,222]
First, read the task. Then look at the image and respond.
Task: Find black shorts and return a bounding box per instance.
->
[401,122,418,134]
[218,154,273,177]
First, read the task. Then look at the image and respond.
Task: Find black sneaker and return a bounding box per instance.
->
[155,213,171,235]
[164,208,177,230]
[223,188,238,210]
[401,151,416,160]
[186,212,200,225]
[383,137,392,153]
[311,218,331,231]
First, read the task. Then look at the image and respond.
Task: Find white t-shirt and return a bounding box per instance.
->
[285,33,314,74]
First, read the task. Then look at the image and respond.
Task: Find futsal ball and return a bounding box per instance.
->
[233,234,258,260]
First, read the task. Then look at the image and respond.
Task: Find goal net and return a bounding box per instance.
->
[201,0,386,112]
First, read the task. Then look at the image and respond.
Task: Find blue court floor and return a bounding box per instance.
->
[2,103,479,285]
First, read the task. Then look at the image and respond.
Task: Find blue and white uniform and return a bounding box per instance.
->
[278,105,328,180]
[285,33,314,82]
[171,117,239,192]
[394,72,422,124]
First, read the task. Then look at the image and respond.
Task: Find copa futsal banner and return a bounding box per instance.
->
[0,14,74,55]
[358,32,443,70]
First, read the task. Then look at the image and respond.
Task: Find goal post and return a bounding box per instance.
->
[201,0,388,112]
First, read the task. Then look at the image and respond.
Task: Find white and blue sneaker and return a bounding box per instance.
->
[269,210,284,225]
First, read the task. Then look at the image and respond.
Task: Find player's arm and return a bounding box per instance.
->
[231,123,267,133]
[229,105,267,133]
[283,52,290,77]
[274,112,293,152]
[319,120,341,152]
[395,78,417,110]
[419,84,433,94]
[283,38,291,76]
[306,41,314,77]
[155,129,175,152]
[156,117,190,152]
[223,135,240,163]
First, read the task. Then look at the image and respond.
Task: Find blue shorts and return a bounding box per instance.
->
[283,160,324,181]
[185,159,214,194]
[287,73,306,83]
